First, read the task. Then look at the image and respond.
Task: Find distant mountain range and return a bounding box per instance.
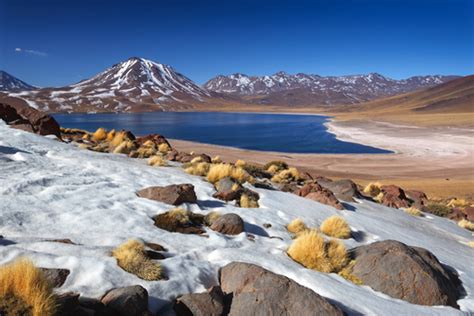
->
[0,70,36,91]
[204,72,459,106]
[0,57,462,112]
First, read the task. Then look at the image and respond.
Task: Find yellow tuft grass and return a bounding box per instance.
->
[92,127,107,142]
[239,194,259,208]
[206,163,253,184]
[468,241,474,248]
[112,239,163,281]
[374,192,385,203]
[137,146,156,158]
[287,230,349,273]
[148,155,167,167]
[447,198,469,208]
[264,161,288,173]
[211,155,222,163]
[158,143,171,153]
[190,156,204,164]
[185,162,210,176]
[320,216,351,239]
[363,182,382,197]
[287,218,309,235]
[106,129,116,142]
[458,219,474,231]
[110,131,132,148]
[271,167,300,183]
[404,207,423,217]
[338,260,363,285]
[235,159,246,167]
[82,133,90,140]
[266,165,280,174]
[113,140,135,154]
[0,258,57,316]
[204,211,221,226]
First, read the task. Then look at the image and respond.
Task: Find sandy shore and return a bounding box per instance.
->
[169,119,474,199]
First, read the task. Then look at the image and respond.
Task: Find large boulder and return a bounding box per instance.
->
[101,285,149,316]
[174,286,225,316]
[297,182,344,210]
[348,240,462,308]
[137,184,197,205]
[379,185,410,209]
[317,178,362,202]
[0,102,61,138]
[210,213,244,235]
[405,189,428,209]
[219,262,344,315]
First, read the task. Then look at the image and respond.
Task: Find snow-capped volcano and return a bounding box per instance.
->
[204,72,459,106]
[5,57,211,113]
[0,70,36,91]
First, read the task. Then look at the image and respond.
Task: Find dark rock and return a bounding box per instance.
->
[448,208,468,221]
[349,240,462,308]
[56,292,80,316]
[153,210,205,235]
[40,268,70,288]
[136,134,171,148]
[137,184,197,205]
[297,182,344,210]
[318,178,362,202]
[210,213,244,235]
[277,182,300,193]
[253,180,277,190]
[174,286,225,316]
[165,149,180,161]
[242,164,272,179]
[48,238,76,245]
[405,190,429,209]
[263,223,272,228]
[101,285,149,316]
[219,262,344,315]
[196,153,212,163]
[213,177,243,202]
[379,185,410,209]
[146,250,166,260]
[145,242,167,252]
[463,206,474,221]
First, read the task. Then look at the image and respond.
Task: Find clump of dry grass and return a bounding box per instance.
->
[113,140,136,154]
[363,182,382,197]
[184,162,210,176]
[447,198,469,208]
[82,133,90,140]
[0,258,57,316]
[112,239,163,281]
[458,219,474,231]
[235,159,246,167]
[271,167,299,183]
[239,194,259,208]
[211,155,222,163]
[148,155,167,167]
[190,156,204,164]
[287,218,309,235]
[207,163,253,184]
[264,161,288,173]
[320,216,351,239]
[468,241,474,248]
[338,260,363,285]
[110,131,132,148]
[106,129,116,142]
[158,143,171,153]
[204,211,221,226]
[92,127,107,142]
[374,192,385,203]
[404,207,423,217]
[287,230,348,273]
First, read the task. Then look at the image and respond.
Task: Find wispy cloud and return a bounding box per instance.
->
[14,47,48,57]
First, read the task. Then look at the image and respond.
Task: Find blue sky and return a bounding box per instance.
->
[0,0,472,87]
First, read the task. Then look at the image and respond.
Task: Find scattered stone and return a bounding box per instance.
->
[145,250,166,260]
[405,189,428,209]
[348,240,462,308]
[174,286,225,316]
[253,180,277,190]
[448,208,468,222]
[263,223,272,228]
[318,178,361,202]
[210,213,244,235]
[213,177,242,201]
[297,182,344,210]
[145,242,166,252]
[153,209,205,234]
[219,262,344,315]
[101,285,150,316]
[136,134,171,149]
[137,184,197,205]
[39,268,70,288]
[276,182,300,193]
[48,238,76,245]
[379,185,410,209]
[463,206,474,221]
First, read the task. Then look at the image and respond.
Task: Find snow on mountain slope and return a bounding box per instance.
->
[6,57,211,113]
[204,72,459,106]
[0,122,473,315]
[0,70,36,91]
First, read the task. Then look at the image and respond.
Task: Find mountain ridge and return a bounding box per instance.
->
[0,70,36,91]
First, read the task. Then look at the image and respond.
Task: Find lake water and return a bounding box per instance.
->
[53,112,391,154]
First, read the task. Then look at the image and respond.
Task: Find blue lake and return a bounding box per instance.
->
[53,112,391,154]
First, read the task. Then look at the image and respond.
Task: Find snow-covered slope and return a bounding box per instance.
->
[7,57,211,113]
[0,70,36,91]
[0,122,473,315]
[204,72,459,106]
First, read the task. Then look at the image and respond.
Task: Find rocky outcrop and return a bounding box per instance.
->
[39,268,70,288]
[210,213,244,235]
[0,102,61,138]
[348,240,462,308]
[101,285,150,316]
[379,185,411,209]
[137,184,197,205]
[317,178,361,202]
[297,182,344,210]
[219,262,344,315]
[174,286,225,316]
